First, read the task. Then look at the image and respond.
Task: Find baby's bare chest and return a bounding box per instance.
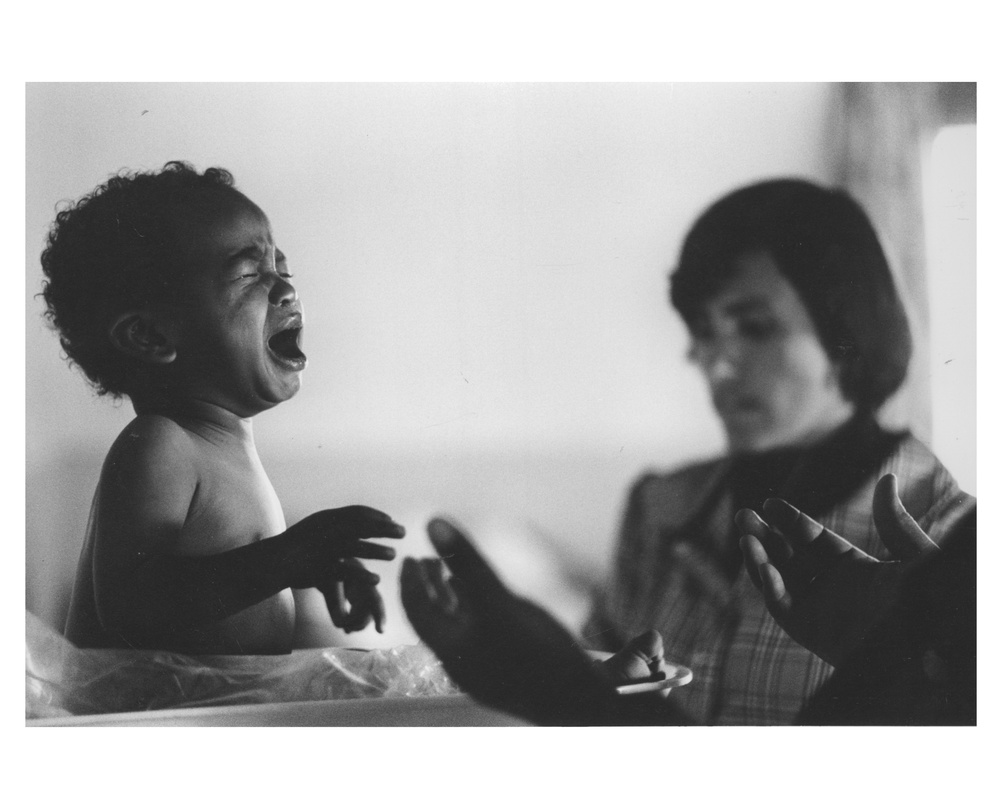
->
[179,450,286,555]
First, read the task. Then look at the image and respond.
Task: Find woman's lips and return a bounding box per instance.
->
[715,391,761,411]
[714,393,766,422]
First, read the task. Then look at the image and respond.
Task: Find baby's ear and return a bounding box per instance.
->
[109,311,178,364]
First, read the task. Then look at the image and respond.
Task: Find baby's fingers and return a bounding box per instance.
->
[323,581,350,627]
[343,584,385,633]
[341,559,386,632]
[339,538,399,561]
[321,505,407,540]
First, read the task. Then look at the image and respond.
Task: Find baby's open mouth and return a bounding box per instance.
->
[267,326,305,362]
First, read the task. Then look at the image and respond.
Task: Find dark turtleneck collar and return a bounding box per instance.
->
[718,413,907,578]
[729,412,905,517]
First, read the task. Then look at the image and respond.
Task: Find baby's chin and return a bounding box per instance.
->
[235,373,302,416]
[262,376,303,408]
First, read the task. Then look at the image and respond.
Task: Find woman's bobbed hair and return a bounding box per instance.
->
[669,178,912,413]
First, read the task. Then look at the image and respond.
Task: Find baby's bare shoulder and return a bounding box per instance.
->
[102,415,199,491]
[89,415,203,560]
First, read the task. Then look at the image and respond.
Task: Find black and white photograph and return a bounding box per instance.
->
[14,18,988,804]
[25,80,976,724]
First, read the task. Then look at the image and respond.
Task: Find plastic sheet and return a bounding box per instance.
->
[25,612,461,719]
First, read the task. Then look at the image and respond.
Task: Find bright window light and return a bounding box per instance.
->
[922,124,976,494]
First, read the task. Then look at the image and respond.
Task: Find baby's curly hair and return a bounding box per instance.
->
[41,160,244,398]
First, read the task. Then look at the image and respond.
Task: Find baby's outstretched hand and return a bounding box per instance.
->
[281,505,405,590]
[318,558,388,633]
[279,505,403,634]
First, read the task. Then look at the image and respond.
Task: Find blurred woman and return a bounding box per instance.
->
[585,179,974,724]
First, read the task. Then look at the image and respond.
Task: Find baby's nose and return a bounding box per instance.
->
[270,277,298,306]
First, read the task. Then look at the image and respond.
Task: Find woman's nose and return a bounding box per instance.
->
[706,353,738,383]
[696,339,742,382]
[269,277,298,307]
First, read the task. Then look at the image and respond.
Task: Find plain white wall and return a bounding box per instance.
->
[923,124,977,494]
[26,83,840,641]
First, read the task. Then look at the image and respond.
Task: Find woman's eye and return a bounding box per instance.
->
[740,319,778,339]
[687,319,712,342]
[686,341,706,362]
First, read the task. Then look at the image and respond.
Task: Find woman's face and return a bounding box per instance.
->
[686,251,855,453]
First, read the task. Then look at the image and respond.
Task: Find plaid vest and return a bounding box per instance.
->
[586,434,973,725]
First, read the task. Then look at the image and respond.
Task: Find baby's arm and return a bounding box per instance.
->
[92,421,403,647]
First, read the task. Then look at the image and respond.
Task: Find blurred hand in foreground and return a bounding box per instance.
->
[401,518,672,724]
[736,473,939,667]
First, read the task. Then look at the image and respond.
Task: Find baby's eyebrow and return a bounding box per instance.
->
[226,244,268,265]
